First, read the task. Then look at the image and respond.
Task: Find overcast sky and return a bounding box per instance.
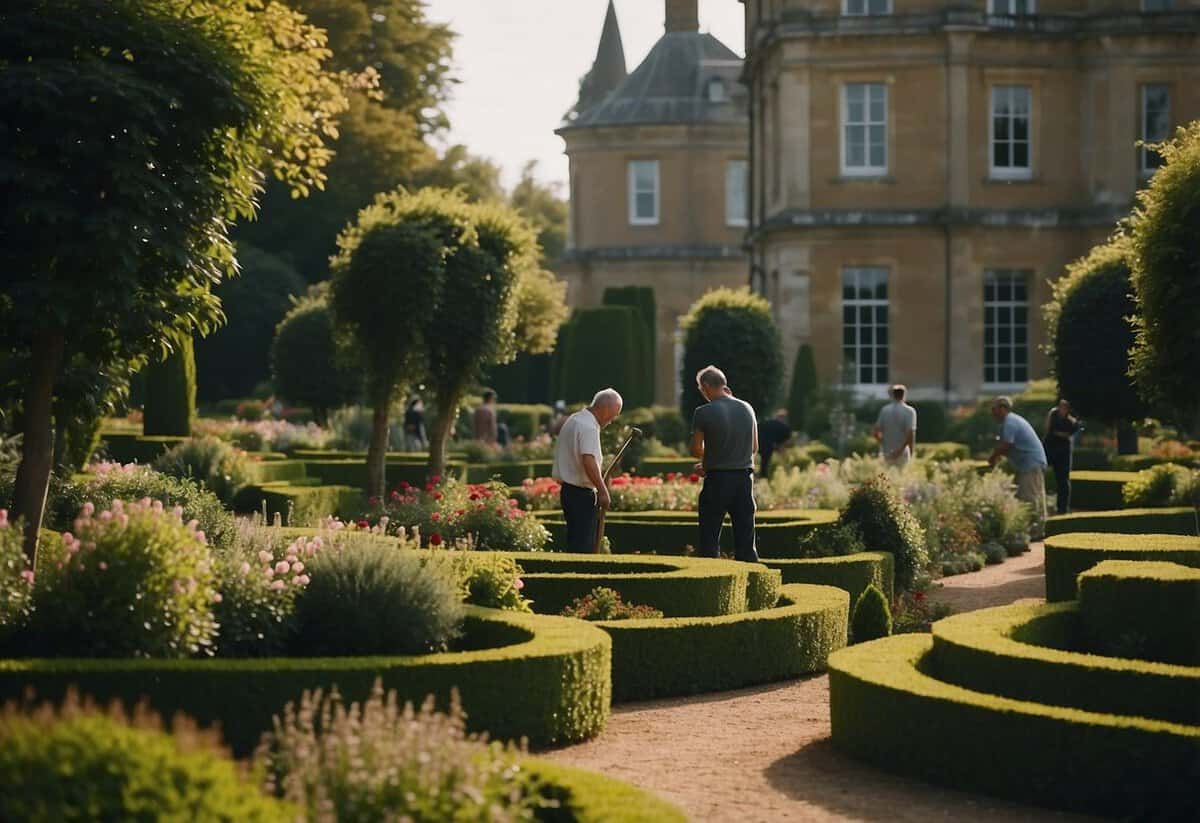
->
[424,0,745,192]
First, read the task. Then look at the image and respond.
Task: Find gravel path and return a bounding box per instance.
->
[544,543,1096,822]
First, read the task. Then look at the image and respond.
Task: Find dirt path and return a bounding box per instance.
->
[545,543,1094,822]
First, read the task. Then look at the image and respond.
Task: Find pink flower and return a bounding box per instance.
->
[211,593,223,603]
[98,561,108,571]
[81,501,95,517]
[258,551,272,564]
[19,569,34,585]
[291,561,304,573]
[275,561,290,575]
[514,577,524,590]
[270,580,286,591]
[295,574,310,586]
[239,562,251,575]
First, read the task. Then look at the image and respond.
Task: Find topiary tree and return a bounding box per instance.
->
[787,343,818,431]
[850,584,892,644]
[1045,235,1143,453]
[196,244,305,402]
[604,286,657,400]
[143,336,196,437]
[1129,123,1200,434]
[679,288,783,422]
[0,0,348,563]
[838,475,929,591]
[270,296,360,424]
[556,307,652,407]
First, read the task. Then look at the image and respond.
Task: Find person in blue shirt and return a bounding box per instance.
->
[987,396,1049,541]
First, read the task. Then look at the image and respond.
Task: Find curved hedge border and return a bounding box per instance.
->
[829,634,1200,818]
[1078,560,1200,666]
[0,607,610,756]
[523,759,688,823]
[510,553,757,617]
[1067,470,1141,510]
[1045,506,1198,537]
[928,601,1199,725]
[762,552,894,604]
[601,583,848,701]
[1043,532,1200,601]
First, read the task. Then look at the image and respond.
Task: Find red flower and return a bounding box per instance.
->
[666,472,676,482]
[356,519,370,529]
[431,475,442,484]
[367,496,378,506]
[431,512,442,522]
[399,481,411,490]
[914,591,926,602]
[432,491,443,501]
[424,483,435,492]
[429,533,443,546]
[389,490,401,502]
[688,473,701,483]
[468,492,480,501]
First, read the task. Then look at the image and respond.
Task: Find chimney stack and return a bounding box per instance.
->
[665,0,699,33]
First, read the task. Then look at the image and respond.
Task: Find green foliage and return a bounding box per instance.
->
[0,701,291,823]
[154,436,251,506]
[1130,123,1200,429]
[256,681,542,823]
[909,401,948,442]
[850,584,892,643]
[511,160,568,265]
[1069,469,1140,510]
[838,476,929,591]
[560,587,665,621]
[763,552,895,605]
[1077,560,1200,666]
[1046,236,1143,424]
[456,553,532,613]
[787,344,819,430]
[26,500,218,658]
[795,522,866,559]
[1121,464,1199,507]
[604,286,657,399]
[1044,532,1200,601]
[678,288,783,422]
[0,515,33,639]
[522,760,689,823]
[270,296,361,422]
[142,337,196,437]
[291,541,464,655]
[1045,507,1199,537]
[196,245,306,402]
[554,307,653,407]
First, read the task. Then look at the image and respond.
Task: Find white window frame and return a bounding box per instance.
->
[842,0,892,15]
[1140,84,1170,177]
[983,269,1031,389]
[725,160,749,227]
[842,267,890,389]
[990,85,1033,180]
[988,0,1036,13]
[627,160,660,226]
[841,83,888,178]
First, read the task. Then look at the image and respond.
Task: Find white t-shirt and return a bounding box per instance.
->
[552,409,603,489]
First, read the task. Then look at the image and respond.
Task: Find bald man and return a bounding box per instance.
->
[551,388,623,552]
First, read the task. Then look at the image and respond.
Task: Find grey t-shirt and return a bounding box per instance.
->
[692,395,757,471]
[876,401,917,458]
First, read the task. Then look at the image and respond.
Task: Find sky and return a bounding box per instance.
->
[423,0,745,192]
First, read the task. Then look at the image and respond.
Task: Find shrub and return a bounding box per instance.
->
[27,499,218,658]
[154,436,252,505]
[604,285,657,401]
[909,401,949,442]
[1122,463,1197,507]
[678,288,783,423]
[457,553,531,613]
[982,541,1008,565]
[838,475,929,590]
[371,478,550,552]
[850,584,892,643]
[0,696,291,823]
[555,307,652,407]
[795,522,866,559]
[0,511,33,638]
[270,296,360,424]
[255,681,541,823]
[142,337,197,437]
[787,343,818,431]
[290,541,464,656]
[560,587,665,621]
[890,590,952,634]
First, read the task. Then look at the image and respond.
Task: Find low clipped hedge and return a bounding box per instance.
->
[0,607,611,756]
[1068,470,1141,510]
[511,553,758,617]
[762,552,894,604]
[601,583,847,701]
[523,759,687,823]
[928,601,1198,726]
[1043,532,1200,601]
[1078,560,1200,666]
[99,432,188,464]
[829,634,1200,819]
[465,461,553,486]
[236,481,364,525]
[1045,506,1198,537]
[246,459,308,485]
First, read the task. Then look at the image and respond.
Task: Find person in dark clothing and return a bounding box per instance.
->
[1043,398,1081,515]
[690,365,759,562]
[758,409,792,479]
[403,397,427,451]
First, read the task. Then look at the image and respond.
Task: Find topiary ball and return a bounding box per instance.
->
[850,583,892,644]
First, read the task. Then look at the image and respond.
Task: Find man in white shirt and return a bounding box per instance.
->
[873,384,917,468]
[551,388,623,551]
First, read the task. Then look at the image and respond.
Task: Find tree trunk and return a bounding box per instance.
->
[1116,420,1139,455]
[427,389,461,481]
[366,388,392,501]
[12,330,66,565]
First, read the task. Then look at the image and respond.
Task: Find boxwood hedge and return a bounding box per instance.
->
[1045,506,1198,537]
[236,481,365,525]
[1043,532,1200,601]
[600,583,848,701]
[829,634,1199,818]
[762,552,894,604]
[928,601,1198,726]
[1077,560,1200,665]
[0,607,610,756]
[522,759,688,823]
[1067,470,1141,510]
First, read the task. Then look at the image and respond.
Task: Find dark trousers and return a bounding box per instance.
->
[1048,449,1072,514]
[560,482,597,552]
[697,469,758,562]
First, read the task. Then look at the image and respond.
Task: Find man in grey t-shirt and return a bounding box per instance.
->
[690,365,759,562]
[874,384,917,467]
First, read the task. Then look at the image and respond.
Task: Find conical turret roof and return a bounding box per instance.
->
[571,1,628,119]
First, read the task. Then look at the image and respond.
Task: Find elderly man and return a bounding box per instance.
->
[551,388,623,552]
[988,395,1049,541]
[690,366,759,562]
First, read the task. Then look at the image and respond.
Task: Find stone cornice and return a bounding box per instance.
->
[563,244,747,262]
[752,206,1127,236]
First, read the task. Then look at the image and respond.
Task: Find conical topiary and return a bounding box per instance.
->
[850,584,892,644]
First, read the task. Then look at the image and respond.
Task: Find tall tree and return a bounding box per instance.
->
[0,0,348,562]
[509,160,568,264]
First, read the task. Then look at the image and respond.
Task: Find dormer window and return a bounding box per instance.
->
[708,78,727,103]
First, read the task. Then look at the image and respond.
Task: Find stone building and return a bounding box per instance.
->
[557,0,750,405]
[742,0,1200,402]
